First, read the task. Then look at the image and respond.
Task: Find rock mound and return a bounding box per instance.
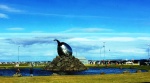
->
[45,55,87,74]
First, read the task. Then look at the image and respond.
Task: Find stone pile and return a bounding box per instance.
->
[45,55,87,74]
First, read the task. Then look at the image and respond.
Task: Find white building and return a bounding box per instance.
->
[76,56,88,65]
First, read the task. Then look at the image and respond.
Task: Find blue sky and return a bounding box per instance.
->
[0,0,150,61]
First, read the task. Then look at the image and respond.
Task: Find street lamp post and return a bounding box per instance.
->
[103,42,105,61]
[103,42,105,64]
[148,44,150,60]
[76,51,77,57]
[99,46,104,65]
[18,46,20,62]
[100,47,101,60]
[108,49,110,56]
[100,46,103,59]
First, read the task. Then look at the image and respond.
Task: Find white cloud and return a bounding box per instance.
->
[83,36,150,42]
[26,12,111,19]
[44,51,56,56]
[0,33,150,61]
[67,37,135,42]
[0,37,5,39]
[137,37,150,41]
[67,38,91,42]
[0,13,8,18]
[98,37,135,42]
[63,28,113,33]
[30,31,45,33]
[82,28,112,32]
[118,49,146,54]
[0,4,23,12]
[6,27,25,31]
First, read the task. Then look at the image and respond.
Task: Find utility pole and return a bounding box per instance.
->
[148,44,150,60]
[76,51,77,57]
[18,46,20,62]
[100,47,102,60]
[99,46,103,64]
[103,42,105,64]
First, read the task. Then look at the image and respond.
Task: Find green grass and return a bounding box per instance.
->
[0,72,150,83]
[86,64,150,71]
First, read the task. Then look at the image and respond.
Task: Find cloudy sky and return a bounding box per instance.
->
[0,0,150,61]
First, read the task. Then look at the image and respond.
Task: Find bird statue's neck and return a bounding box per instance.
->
[54,39,61,46]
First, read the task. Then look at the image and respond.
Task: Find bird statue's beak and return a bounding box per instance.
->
[54,39,57,41]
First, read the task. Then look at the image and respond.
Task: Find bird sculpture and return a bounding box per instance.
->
[54,39,72,57]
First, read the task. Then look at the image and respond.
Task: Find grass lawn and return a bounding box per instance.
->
[0,72,150,83]
[0,64,150,83]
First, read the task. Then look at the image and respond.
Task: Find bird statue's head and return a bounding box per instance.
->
[54,39,61,46]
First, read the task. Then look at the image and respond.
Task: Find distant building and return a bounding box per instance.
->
[15,63,19,67]
[76,56,88,65]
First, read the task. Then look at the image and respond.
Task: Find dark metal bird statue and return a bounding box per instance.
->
[54,39,72,57]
